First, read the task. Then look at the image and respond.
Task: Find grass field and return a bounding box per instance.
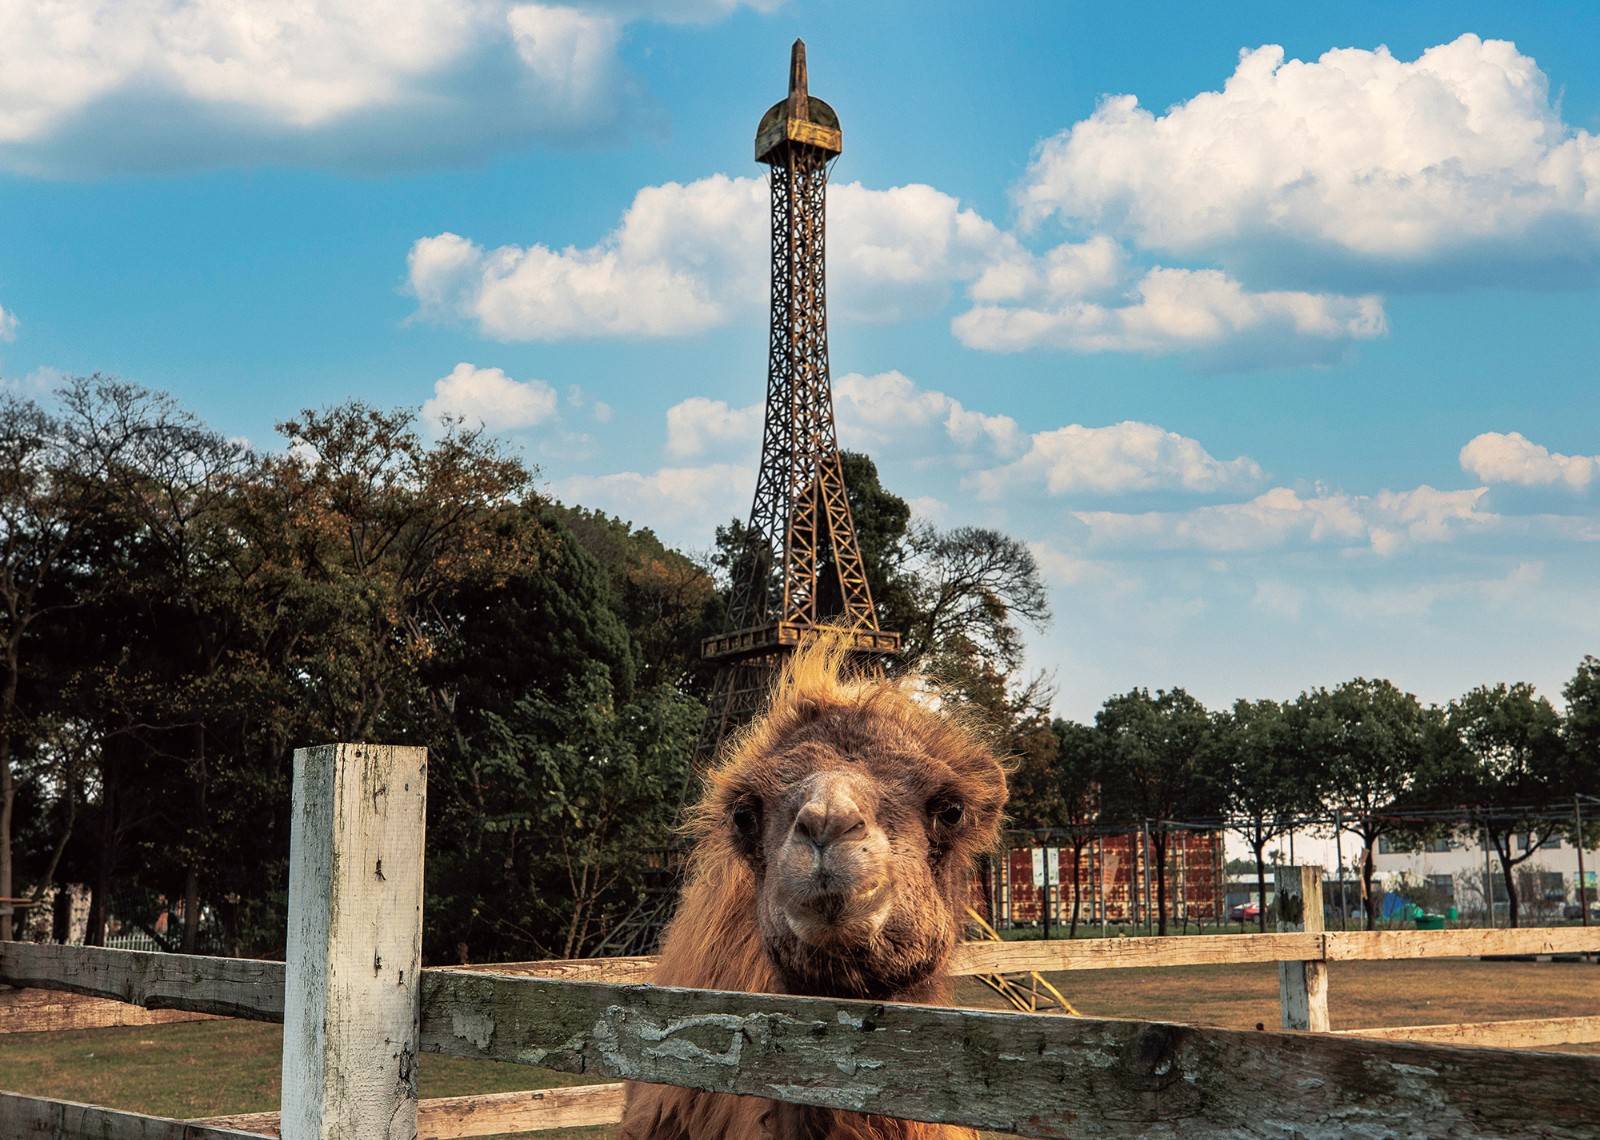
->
[3,957,1595,1137]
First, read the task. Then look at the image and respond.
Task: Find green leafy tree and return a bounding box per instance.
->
[69,379,253,952]
[1445,683,1570,928]
[1294,679,1442,930]
[0,382,146,941]
[261,404,535,740]
[1564,656,1600,793]
[1052,720,1101,937]
[551,505,718,692]
[1095,688,1216,935]
[1209,698,1310,932]
[434,666,701,961]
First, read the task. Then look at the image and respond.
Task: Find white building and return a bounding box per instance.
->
[1371,829,1598,922]
[1227,825,1598,923]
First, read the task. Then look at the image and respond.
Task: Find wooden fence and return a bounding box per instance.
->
[3,743,1599,1139]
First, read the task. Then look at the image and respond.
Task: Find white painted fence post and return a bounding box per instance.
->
[282,743,427,1139]
[1276,864,1329,1032]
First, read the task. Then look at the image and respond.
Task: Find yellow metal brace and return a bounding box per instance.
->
[964,907,1080,1016]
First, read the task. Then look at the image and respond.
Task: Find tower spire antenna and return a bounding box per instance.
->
[788,39,809,119]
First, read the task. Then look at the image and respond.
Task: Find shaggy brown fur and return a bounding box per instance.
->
[622,637,1006,1139]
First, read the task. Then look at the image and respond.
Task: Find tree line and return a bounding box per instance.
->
[0,377,1049,961]
[1006,668,1600,933]
[3,376,1595,955]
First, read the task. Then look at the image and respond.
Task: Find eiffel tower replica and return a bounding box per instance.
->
[605,41,900,956]
[699,39,901,755]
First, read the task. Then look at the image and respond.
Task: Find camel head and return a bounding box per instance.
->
[692,637,1007,1001]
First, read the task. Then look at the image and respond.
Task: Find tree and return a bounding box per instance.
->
[1564,656,1600,793]
[1094,688,1216,935]
[1209,698,1309,932]
[0,384,138,941]
[260,404,535,740]
[1052,720,1101,937]
[67,378,252,952]
[902,526,1050,680]
[431,665,701,962]
[1445,683,1569,927]
[551,505,718,693]
[1005,719,1066,831]
[1295,679,1441,930]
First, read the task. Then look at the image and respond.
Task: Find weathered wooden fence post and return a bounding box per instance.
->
[282,744,428,1140]
[1276,864,1329,1032]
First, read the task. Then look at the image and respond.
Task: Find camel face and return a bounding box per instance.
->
[765,767,894,948]
[711,683,1007,1001]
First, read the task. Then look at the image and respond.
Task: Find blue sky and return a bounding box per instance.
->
[2,1,1597,719]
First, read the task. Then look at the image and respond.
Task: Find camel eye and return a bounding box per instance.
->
[731,800,761,840]
[931,799,965,829]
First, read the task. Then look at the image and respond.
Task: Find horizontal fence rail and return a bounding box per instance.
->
[0,985,220,1034]
[1336,1016,1600,1049]
[0,942,286,1020]
[9,923,1599,1027]
[193,1084,627,1138]
[453,924,1600,983]
[0,1090,270,1140]
[423,970,1599,1139]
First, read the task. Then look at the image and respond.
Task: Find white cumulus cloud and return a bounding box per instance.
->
[832,371,1022,458]
[550,462,750,547]
[411,172,1381,367]
[422,362,558,431]
[1016,35,1600,283]
[408,175,765,339]
[954,266,1385,365]
[971,420,1263,499]
[1072,484,1496,556]
[0,0,775,175]
[407,176,1021,340]
[0,303,16,341]
[666,396,763,458]
[662,371,1022,467]
[1460,431,1597,491]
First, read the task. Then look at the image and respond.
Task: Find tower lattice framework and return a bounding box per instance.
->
[699,40,901,757]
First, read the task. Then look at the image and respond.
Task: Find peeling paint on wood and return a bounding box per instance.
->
[418,969,1600,1139]
[0,943,283,1020]
[280,744,427,1140]
[1276,866,1329,1033]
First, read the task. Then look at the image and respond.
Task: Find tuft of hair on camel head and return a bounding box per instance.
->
[691,630,1008,1000]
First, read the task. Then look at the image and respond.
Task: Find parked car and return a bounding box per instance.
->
[1229,901,1261,922]
[1561,901,1600,921]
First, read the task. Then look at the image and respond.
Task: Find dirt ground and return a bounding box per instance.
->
[975,956,1600,1040]
[2,957,1595,1137]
